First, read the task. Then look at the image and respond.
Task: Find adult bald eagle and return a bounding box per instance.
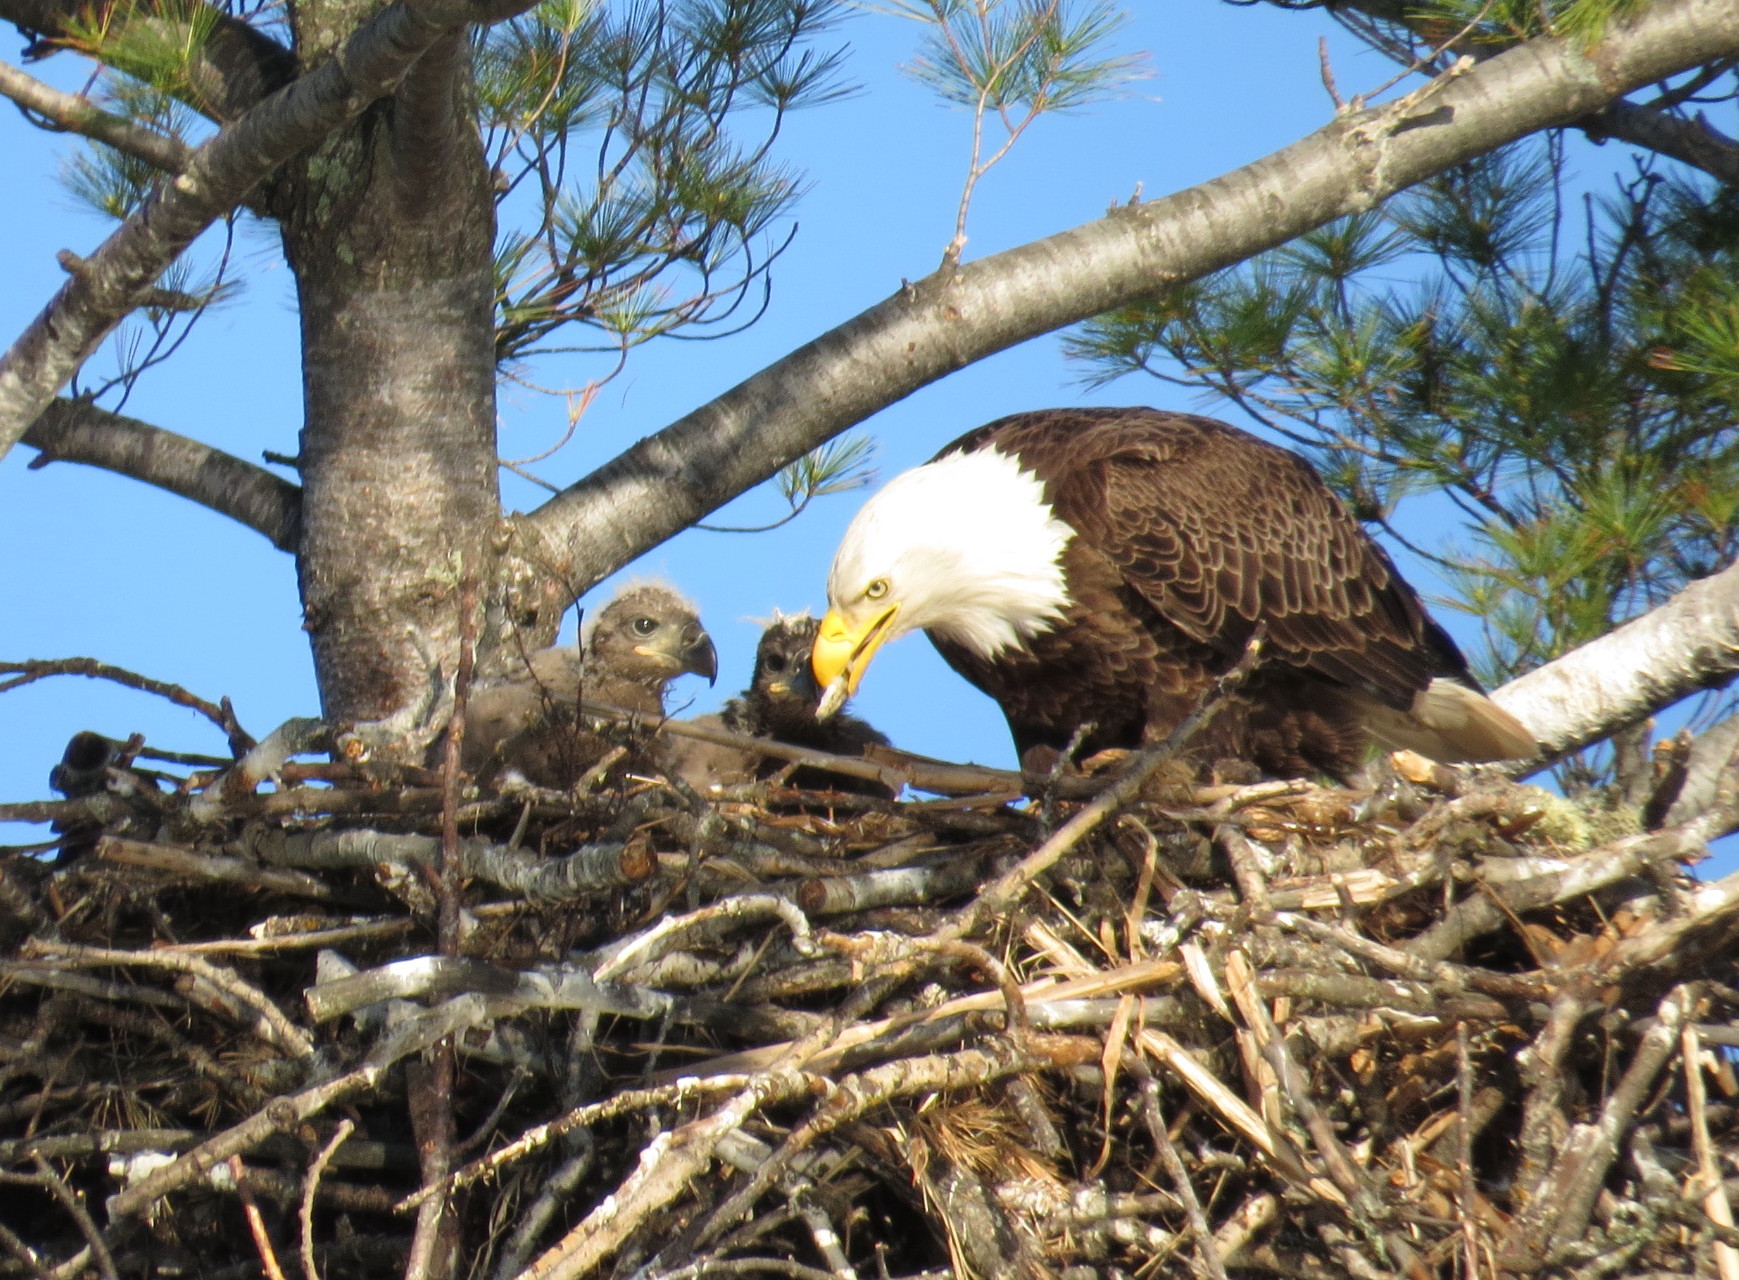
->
[812,408,1536,781]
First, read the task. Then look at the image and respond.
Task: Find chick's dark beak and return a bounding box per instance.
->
[683,629,719,685]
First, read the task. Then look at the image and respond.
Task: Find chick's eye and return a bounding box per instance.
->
[632,617,658,636]
[764,654,786,673]
[865,578,890,601]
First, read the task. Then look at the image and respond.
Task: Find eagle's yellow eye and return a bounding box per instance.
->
[865,578,889,600]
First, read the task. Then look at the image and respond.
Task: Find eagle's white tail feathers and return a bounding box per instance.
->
[1361,679,1538,763]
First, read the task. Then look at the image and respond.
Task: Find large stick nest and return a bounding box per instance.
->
[2,704,1739,1280]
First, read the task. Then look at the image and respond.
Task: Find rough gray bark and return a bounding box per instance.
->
[523,0,1739,600]
[0,0,520,727]
[1493,556,1739,762]
[281,15,500,723]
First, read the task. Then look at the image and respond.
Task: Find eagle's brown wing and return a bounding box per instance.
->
[970,408,1471,714]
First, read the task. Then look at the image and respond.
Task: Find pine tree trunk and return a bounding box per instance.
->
[279,13,500,726]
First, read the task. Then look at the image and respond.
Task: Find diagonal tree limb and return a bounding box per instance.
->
[22,397,301,549]
[0,0,295,125]
[1325,0,1739,182]
[1492,556,1739,764]
[521,0,1739,597]
[0,0,539,466]
[0,58,194,173]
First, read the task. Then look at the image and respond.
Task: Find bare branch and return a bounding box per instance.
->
[300,1119,356,1280]
[0,59,194,173]
[0,657,253,750]
[1583,97,1739,184]
[524,0,1739,597]
[25,938,318,1060]
[1667,715,1739,828]
[22,397,301,549]
[1406,809,1735,963]
[1329,0,1739,181]
[0,0,539,464]
[1531,984,1698,1261]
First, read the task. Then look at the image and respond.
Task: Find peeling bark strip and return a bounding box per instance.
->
[0,0,535,465]
[530,0,1739,594]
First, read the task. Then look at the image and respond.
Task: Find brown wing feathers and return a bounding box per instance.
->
[1082,414,1463,704]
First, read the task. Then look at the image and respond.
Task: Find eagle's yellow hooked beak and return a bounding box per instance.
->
[811,603,900,719]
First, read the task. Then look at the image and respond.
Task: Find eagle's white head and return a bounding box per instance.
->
[813,445,1074,714]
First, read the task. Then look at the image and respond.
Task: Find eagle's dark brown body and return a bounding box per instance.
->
[928,408,1503,780]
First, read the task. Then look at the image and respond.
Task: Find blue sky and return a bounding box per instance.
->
[0,2,1667,844]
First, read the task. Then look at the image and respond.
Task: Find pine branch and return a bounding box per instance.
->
[0,58,194,173]
[524,0,1739,596]
[21,397,301,549]
[0,0,543,465]
[0,0,294,124]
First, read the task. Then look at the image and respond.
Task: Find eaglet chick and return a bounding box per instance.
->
[670,612,890,795]
[462,584,716,789]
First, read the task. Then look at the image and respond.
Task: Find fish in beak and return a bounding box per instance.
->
[811,602,899,719]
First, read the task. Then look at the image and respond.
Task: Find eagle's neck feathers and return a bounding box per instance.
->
[831,444,1075,660]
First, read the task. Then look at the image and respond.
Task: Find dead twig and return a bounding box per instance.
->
[0,657,253,754]
[300,1119,356,1280]
[229,1154,290,1280]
